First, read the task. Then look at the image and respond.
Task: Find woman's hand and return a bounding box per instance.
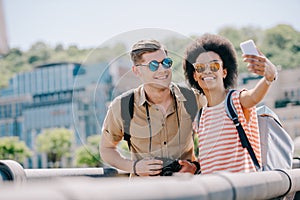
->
[243,51,277,82]
[178,160,197,174]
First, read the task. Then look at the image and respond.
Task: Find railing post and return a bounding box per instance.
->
[0,160,26,183]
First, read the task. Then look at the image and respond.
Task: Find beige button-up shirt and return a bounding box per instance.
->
[101,83,204,162]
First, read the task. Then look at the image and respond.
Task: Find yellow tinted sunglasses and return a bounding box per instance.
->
[193,61,222,73]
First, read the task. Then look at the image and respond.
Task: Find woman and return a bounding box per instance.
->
[183,34,277,174]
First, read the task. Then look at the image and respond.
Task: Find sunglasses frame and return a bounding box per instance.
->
[193,61,223,73]
[137,57,173,72]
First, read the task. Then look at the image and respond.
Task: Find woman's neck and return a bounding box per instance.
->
[204,87,227,107]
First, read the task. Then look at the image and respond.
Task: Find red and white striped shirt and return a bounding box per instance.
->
[193,90,261,174]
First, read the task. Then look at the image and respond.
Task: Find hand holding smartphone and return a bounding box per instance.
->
[240,40,259,56]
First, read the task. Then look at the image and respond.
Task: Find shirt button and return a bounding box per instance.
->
[164,141,167,145]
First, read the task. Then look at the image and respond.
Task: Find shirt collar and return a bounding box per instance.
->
[137,83,186,107]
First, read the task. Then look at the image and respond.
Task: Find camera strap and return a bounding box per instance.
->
[144,102,152,152]
[144,86,180,154]
[121,84,196,156]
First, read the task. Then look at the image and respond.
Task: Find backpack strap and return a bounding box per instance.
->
[121,85,197,150]
[225,89,261,171]
[177,85,198,120]
[196,108,202,130]
[120,91,134,150]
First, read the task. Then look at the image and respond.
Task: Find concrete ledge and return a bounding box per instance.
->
[0,170,299,200]
[1,160,299,199]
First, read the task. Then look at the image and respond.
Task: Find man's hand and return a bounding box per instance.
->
[134,158,163,176]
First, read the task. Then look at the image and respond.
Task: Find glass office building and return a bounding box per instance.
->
[0,62,112,168]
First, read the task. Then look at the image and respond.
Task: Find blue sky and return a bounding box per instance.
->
[2,0,300,50]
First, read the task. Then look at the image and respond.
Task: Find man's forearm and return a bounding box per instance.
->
[100,144,133,173]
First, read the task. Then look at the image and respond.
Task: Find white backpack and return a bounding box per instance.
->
[225,89,294,171]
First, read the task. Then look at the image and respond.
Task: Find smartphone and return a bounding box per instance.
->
[240,40,259,56]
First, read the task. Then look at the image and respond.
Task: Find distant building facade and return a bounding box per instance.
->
[0,62,115,168]
[238,68,300,139]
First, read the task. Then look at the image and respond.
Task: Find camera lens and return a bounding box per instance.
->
[157,158,182,176]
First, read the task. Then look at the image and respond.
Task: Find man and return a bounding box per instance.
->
[100,39,203,176]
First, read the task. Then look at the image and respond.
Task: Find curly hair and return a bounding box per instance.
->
[183,34,238,94]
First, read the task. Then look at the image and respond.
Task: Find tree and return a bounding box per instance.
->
[75,134,130,167]
[164,36,196,83]
[193,134,199,158]
[1,24,299,90]
[261,24,300,69]
[0,136,32,164]
[218,26,264,72]
[36,128,74,168]
[75,135,103,167]
[26,41,51,65]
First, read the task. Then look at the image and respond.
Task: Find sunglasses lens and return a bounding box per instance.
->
[194,63,206,73]
[149,61,159,71]
[194,62,221,73]
[210,62,220,72]
[162,58,173,68]
[148,58,172,71]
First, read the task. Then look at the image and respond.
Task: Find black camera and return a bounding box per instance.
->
[156,157,182,176]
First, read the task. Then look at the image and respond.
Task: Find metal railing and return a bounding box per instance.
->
[0,160,125,182]
[1,159,299,200]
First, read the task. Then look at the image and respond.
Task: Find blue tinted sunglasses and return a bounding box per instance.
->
[137,57,173,72]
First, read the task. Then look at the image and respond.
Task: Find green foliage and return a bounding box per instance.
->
[0,41,127,89]
[219,26,263,47]
[75,135,130,167]
[36,128,74,168]
[82,43,127,66]
[218,26,264,73]
[261,24,300,69]
[218,24,300,72]
[193,134,199,158]
[75,135,103,167]
[117,140,130,159]
[164,36,195,83]
[1,24,299,89]
[0,136,32,163]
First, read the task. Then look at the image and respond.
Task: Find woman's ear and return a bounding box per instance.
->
[223,68,227,79]
[193,72,198,82]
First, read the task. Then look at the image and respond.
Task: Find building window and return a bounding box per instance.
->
[284,91,288,98]
[0,106,2,119]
